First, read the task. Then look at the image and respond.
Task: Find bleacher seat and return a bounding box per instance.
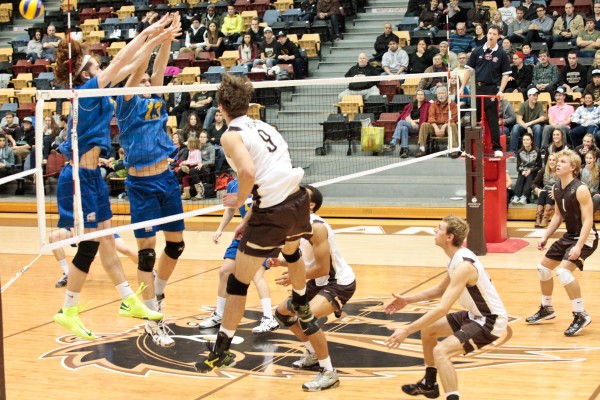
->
[389,94,413,112]
[374,112,401,141]
[363,95,388,119]
[203,66,226,83]
[30,59,50,78]
[230,65,248,76]
[397,17,419,32]
[263,10,281,26]
[0,103,18,120]
[34,72,55,90]
[17,102,35,121]
[279,8,301,22]
[13,60,32,75]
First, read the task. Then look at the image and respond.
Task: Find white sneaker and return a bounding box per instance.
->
[292,349,319,369]
[494,150,503,157]
[302,368,340,392]
[518,195,528,205]
[198,312,222,329]
[252,316,279,333]
[510,196,519,205]
[144,320,175,347]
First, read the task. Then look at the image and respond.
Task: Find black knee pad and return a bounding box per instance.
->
[164,240,185,259]
[282,248,302,263]
[138,248,156,272]
[275,309,298,328]
[226,274,250,296]
[72,240,100,274]
[299,318,321,336]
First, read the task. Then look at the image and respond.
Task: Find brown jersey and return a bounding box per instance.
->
[554,178,598,240]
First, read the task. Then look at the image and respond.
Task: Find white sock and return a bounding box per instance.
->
[572,298,584,313]
[220,327,235,338]
[420,146,425,151]
[261,298,273,319]
[216,296,227,317]
[292,287,306,296]
[144,298,159,312]
[154,277,168,296]
[64,290,79,308]
[318,356,333,371]
[446,391,460,398]
[304,341,316,353]
[58,259,69,275]
[116,281,134,299]
[542,296,552,307]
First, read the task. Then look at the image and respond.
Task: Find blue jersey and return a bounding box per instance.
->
[227,179,251,218]
[116,94,176,170]
[58,76,113,161]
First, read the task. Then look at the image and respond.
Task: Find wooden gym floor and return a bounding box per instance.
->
[1,217,599,400]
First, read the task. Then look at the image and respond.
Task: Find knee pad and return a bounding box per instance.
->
[282,248,302,263]
[137,248,156,273]
[72,240,100,274]
[275,309,298,328]
[226,274,250,296]
[556,268,575,286]
[164,240,185,260]
[537,264,553,281]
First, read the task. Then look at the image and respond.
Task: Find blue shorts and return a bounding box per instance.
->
[126,169,185,238]
[58,164,112,229]
[224,239,268,268]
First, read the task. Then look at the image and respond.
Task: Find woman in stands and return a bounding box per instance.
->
[581,150,600,213]
[511,132,542,205]
[203,21,225,57]
[25,29,43,62]
[180,111,202,142]
[238,33,259,70]
[531,153,558,228]
[470,24,487,50]
[409,38,434,74]
[385,89,431,158]
[51,14,174,340]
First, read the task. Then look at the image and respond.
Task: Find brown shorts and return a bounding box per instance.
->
[446,311,499,355]
[545,236,598,270]
[238,187,313,258]
[306,279,357,317]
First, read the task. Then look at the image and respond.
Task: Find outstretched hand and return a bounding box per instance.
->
[384,326,410,349]
[384,293,408,315]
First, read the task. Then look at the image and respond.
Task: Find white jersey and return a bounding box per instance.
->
[227,115,303,208]
[448,247,507,337]
[300,214,356,286]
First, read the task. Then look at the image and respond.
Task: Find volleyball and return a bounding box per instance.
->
[19,0,45,20]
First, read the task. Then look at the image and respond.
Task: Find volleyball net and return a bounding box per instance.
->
[29,71,463,253]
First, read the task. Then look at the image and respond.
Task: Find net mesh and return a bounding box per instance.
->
[35,71,460,252]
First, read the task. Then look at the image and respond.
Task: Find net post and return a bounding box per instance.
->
[465,126,486,255]
[34,99,48,250]
[0,281,5,400]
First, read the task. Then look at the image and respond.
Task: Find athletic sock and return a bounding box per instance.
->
[318,356,333,371]
[154,277,168,297]
[261,297,273,319]
[572,298,584,313]
[541,295,552,307]
[144,298,159,312]
[292,287,307,305]
[116,281,134,299]
[216,296,227,317]
[58,259,69,275]
[63,290,79,308]
[304,341,316,353]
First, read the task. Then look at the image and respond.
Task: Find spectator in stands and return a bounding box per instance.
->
[247,17,264,43]
[414,0,444,37]
[386,89,431,158]
[510,132,541,205]
[255,27,277,68]
[372,23,399,63]
[222,5,244,48]
[545,128,569,158]
[507,6,530,43]
[466,0,490,33]
[521,43,537,66]
[137,11,159,34]
[202,5,223,30]
[416,86,460,158]
[521,0,538,21]
[184,16,206,56]
[300,0,319,23]
[577,19,600,56]
[500,99,518,136]
[53,115,68,151]
[447,72,469,110]
[317,0,343,41]
[450,23,472,54]
[0,134,15,178]
[470,25,487,50]
[12,116,35,164]
[594,2,600,31]
[584,69,600,102]
[581,151,600,213]
[207,110,227,172]
[541,87,574,148]
[499,0,517,24]
[409,38,435,73]
[575,133,600,162]
[587,50,600,82]
[417,53,447,92]
[405,0,424,17]
[190,88,215,122]
[203,21,225,57]
[448,0,468,29]
[531,152,557,227]
[169,132,188,173]
[166,77,191,128]
[510,87,546,153]
[26,29,43,63]
[569,94,600,147]
[338,53,381,101]
[41,24,61,62]
[552,3,584,44]
[1,112,21,147]
[180,112,202,142]
[98,147,116,181]
[451,52,468,84]
[42,115,59,162]
[238,33,259,70]
[523,5,553,47]
[560,51,587,93]
[274,31,305,79]
[381,37,408,75]
[532,49,559,94]
[501,37,515,60]
[491,11,508,38]
[438,41,457,70]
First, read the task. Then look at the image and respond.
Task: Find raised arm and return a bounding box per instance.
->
[152,12,182,87]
